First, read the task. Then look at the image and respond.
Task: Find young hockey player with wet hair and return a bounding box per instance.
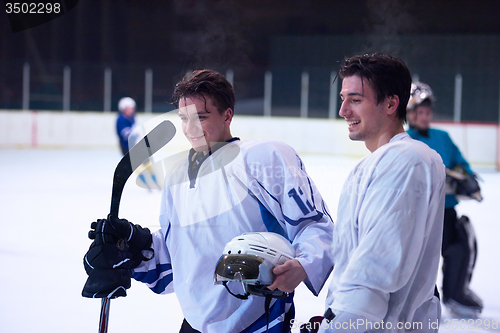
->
[83,69,334,332]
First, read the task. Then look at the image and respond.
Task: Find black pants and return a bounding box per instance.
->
[441,208,474,300]
[180,319,201,333]
[180,307,296,333]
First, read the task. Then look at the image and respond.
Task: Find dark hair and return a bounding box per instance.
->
[338,53,412,122]
[172,69,235,114]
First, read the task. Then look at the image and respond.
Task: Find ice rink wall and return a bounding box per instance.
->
[1,110,499,169]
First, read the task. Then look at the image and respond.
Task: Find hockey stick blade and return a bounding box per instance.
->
[98,120,176,333]
[110,120,176,217]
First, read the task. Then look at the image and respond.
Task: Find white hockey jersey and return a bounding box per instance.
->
[323,132,445,333]
[133,138,334,332]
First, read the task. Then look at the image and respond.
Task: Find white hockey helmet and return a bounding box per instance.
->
[214,232,295,299]
[407,82,435,110]
[118,97,136,112]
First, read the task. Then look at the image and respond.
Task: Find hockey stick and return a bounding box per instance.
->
[97,120,176,333]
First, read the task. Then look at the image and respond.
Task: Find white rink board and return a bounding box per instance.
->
[433,122,498,168]
[1,110,498,168]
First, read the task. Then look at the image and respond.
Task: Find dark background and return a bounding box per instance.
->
[1,0,500,121]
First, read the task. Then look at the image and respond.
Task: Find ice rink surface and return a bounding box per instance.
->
[0,148,499,333]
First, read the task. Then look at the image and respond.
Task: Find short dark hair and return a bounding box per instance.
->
[172,69,235,114]
[338,53,412,122]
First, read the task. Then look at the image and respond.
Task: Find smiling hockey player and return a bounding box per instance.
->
[317,54,446,333]
[83,69,334,333]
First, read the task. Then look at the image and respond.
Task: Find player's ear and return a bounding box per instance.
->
[224,108,233,123]
[386,95,399,116]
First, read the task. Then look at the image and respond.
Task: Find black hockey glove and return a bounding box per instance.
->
[446,166,483,202]
[455,173,482,202]
[82,215,154,299]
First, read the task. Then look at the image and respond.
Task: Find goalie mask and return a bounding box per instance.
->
[214,232,295,299]
[407,82,435,110]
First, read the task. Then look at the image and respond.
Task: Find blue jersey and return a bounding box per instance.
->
[116,114,135,155]
[406,127,473,208]
[133,139,334,332]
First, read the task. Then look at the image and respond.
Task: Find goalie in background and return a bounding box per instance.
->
[406,82,483,317]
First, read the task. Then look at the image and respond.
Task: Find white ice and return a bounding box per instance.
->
[0,148,499,333]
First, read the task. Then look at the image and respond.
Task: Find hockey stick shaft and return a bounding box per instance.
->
[99,298,111,333]
[98,120,176,333]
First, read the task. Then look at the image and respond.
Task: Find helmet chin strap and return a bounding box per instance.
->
[222,280,288,300]
[222,282,275,333]
[264,294,272,333]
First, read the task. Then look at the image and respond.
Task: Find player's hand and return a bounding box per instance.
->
[268,259,307,293]
[82,216,154,299]
[87,215,154,267]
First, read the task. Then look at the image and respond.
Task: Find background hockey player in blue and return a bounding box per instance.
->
[83,69,334,332]
[115,96,160,189]
[406,82,483,317]
[316,54,445,333]
[116,97,136,155]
